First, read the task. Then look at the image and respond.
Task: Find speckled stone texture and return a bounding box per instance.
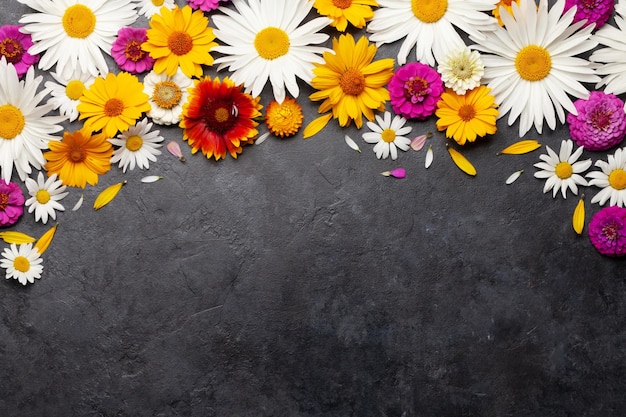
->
[1,1,625,416]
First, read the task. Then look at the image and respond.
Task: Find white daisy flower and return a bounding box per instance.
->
[470,0,600,137]
[590,1,626,97]
[0,243,44,286]
[44,69,95,122]
[133,0,175,18]
[18,0,138,79]
[25,172,69,224]
[533,139,591,199]
[212,0,331,104]
[438,47,484,95]
[0,58,66,183]
[143,69,192,126]
[109,118,164,173]
[362,111,412,160]
[587,147,626,208]
[366,0,498,66]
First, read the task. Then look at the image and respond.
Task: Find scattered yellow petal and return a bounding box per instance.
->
[573,195,585,235]
[94,181,127,210]
[0,231,36,244]
[497,140,541,155]
[303,113,332,139]
[35,224,57,255]
[447,144,476,176]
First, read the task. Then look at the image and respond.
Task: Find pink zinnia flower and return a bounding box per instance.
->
[588,205,626,256]
[388,62,443,120]
[111,27,154,74]
[0,180,24,227]
[567,91,626,152]
[564,0,614,29]
[0,25,38,78]
[187,0,226,12]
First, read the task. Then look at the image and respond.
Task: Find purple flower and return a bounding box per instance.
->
[588,205,626,256]
[187,0,227,12]
[567,91,626,152]
[564,0,614,29]
[0,180,24,227]
[0,25,39,78]
[111,27,154,74]
[388,62,443,120]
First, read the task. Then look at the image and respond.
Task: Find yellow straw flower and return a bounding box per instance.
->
[142,5,217,78]
[312,0,378,32]
[304,34,394,137]
[77,72,150,138]
[435,86,499,145]
[493,0,521,26]
[265,98,303,138]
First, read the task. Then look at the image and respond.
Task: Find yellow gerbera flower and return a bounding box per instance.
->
[77,71,150,138]
[312,0,378,32]
[435,86,499,145]
[44,127,113,188]
[142,5,217,78]
[304,34,394,138]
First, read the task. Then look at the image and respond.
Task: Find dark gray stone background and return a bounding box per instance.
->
[2,1,625,416]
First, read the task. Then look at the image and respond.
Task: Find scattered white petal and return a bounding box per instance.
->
[255,132,270,145]
[71,194,84,212]
[141,175,163,183]
[344,135,361,152]
[506,170,524,185]
[425,145,434,169]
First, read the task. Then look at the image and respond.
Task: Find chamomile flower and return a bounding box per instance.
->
[590,1,626,97]
[18,0,138,79]
[533,139,591,199]
[109,118,163,172]
[438,47,484,95]
[0,243,43,286]
[587,147,626,208]
[24,172,68,224]
[362,111,412,160]
[143,69,192,126]
[471,0,600,137]
[212,0,331,104]
[45,69,95,122]
[367,0,499,66]
[133,0,176,18]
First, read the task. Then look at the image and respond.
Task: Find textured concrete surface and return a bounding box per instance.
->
[1,1,625,416]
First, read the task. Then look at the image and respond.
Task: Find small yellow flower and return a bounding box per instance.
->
[265,98,303,138]
[312,0,378,32]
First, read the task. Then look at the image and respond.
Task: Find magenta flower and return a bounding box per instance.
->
[0,25,39,78]
[567,91,626,152]
[111,27,154,74]
[187,0,227,12]
[0,180,24,227]
[588,205,626,256]
[564,0,614,29]
[388,62,443,120]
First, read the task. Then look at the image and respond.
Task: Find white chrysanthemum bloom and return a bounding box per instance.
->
[587,147,626,208]
[533,139,591,199]
[143,69,192,126]
[366,0,499,66]
[470,0,600,137]
[25,172,68,224]
[0,58,66,183]
[438,47,484,95]
[212,0,331,104]
[133,0,175,18]
[590,1,626,98]
[0,243,44,286]
[362,111,412,160]
[109,118,163,173]
[18,0,138,79]
[44,69,95,122]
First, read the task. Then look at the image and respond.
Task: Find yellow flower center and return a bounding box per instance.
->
[126,135,143,151]
[13,256,30,273]
[381,128,396,143]
[62,4,96,39]
[609,169,626,190]
[125,40,146,62]
[152,81,182,109]
[515,45,551,82]
[339,68,366,96]
[214,107,230,123]
[151,0,165,5]
[104,98,124,117]
[404,76,430,101]
[66,79,86,101]
[168,31,193,56]
[36,189,51,204]
[0,104,25,140]
[554,161,573,179]
[266,98,303,137]
[458,104,476,122]
[333,0,353,8]
[411,0,448,23]
[0,38,23,64]
[0,193,8,210]
[254,27,290,60]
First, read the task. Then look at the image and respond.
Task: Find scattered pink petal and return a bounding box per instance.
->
[166,140,186,162]
[410,132,432,151]
[381,168,406,178]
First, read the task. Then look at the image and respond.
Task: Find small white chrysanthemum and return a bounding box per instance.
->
[590,1,626,98]
[534,139,591,199]
[438,47,484,95]
[25,172,68,224]
[587,147,626,207]
[45,69,95,122]
[143,69,192,126]
[109,118,163,172]
[133,0,175,18]
[362,111,412,160]
[0,243,44,286]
